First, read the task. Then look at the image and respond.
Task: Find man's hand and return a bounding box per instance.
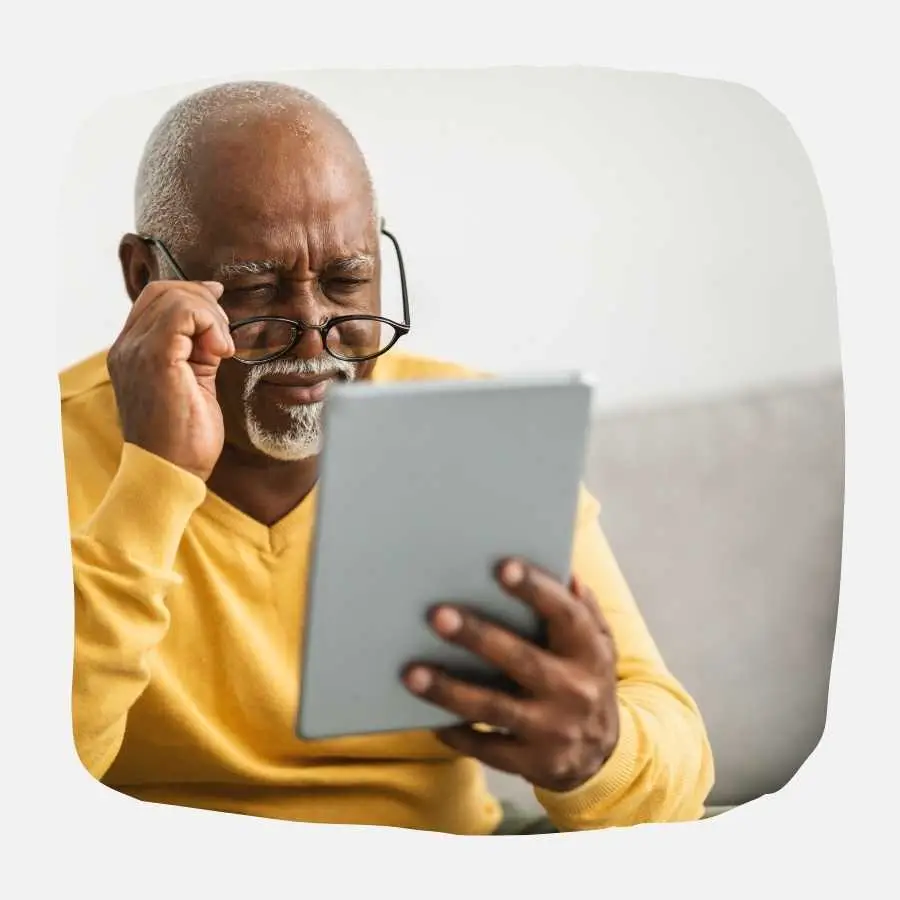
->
[403,560,620,793]
[107,280,235,482]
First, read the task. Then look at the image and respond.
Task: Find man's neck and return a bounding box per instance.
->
[207,445,319,527]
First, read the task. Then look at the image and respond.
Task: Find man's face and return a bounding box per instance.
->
[175,114,381,461]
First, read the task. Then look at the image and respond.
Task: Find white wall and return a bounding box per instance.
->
[58,68,840,412]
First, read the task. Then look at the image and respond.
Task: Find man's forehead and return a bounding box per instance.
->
[202,193,376,255]
[191,157,368,220]
[190,112,365,192]
[186,119,377,272]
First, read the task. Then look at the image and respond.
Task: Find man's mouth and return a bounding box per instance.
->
[257,372,339,405]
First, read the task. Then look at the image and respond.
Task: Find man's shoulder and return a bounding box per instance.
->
[60,349,113,406]
[59,347,119,451]
[58,350,122,518]
[372,350,489,384]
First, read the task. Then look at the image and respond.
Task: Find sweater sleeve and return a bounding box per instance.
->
[534,491,715,829]
[70,443,207,779]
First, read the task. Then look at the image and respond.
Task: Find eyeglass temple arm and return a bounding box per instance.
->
[144,237,190,282]
[379,219,410,329]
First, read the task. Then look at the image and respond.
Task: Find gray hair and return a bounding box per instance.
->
[134,80,377,268]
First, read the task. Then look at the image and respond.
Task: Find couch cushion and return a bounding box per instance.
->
[482,376,844,811]
[583,376,844,806]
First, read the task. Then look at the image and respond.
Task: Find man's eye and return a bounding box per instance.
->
[224,285,277,303]
[328,278,371,292]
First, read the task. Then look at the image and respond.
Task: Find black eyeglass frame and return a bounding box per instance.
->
[140,219,411,365]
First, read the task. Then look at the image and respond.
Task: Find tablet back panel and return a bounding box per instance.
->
[296,373,593,740]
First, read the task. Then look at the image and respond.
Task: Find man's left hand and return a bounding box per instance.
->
[403,559,620,793]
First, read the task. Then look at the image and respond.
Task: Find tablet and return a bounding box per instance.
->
[295,371,594,741]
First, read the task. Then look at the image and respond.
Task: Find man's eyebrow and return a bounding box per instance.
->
[212,253,376,280]
[213,258,283,280]
[326,254,376,276]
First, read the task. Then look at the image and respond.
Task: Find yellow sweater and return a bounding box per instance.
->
[62,348,714,834]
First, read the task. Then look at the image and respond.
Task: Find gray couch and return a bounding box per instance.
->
[484,373,845,818]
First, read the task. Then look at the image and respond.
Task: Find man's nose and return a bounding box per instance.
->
[291,325,328,360]
[282,286,329,359]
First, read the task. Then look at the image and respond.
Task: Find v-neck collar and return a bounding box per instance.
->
[191,352,404,553]
[197,482,319,555]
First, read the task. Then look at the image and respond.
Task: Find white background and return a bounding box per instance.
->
[2,0,896,897]
[59,68,840,412]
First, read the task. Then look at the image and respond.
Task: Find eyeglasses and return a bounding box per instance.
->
[140,220,411,365]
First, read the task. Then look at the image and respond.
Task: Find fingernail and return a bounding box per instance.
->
[405,667,433,694]
[202,281,224,298]
[431,607,463,636]
[502,560,525,586]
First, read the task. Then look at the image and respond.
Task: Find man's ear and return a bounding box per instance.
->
[118,234,156,303]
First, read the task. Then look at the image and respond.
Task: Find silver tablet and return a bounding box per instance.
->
[295,371,594,740]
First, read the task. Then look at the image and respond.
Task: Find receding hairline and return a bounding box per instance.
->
[189,87,358,149]
[134,81,378,257]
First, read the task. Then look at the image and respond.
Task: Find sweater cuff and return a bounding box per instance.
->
[77,443,208,572]
[534,706,640,826]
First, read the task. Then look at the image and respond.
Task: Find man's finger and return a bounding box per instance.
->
[433,725,527,775]
[428,606,567,696]
[124,279,221,328]
[185,316,235,368]
[403,665,543,737]
[159,299,233,357]
[496,559,598,660]
[123,283,230,353]
[126,289,234,359]
[568,573,612,636]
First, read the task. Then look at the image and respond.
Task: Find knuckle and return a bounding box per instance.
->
[546,751,585,792]
[547,751,572,778]
[162,287,201,311]
[158,297,210,333]
[601,634,618,667]
[484,694,515,728]
[503,641,535,674]
[554,719,583,747]
[136,280,175,309]
[590,631,616,669]
[508,643,539,682]
[570,675,603,709]
[562,598,589,631]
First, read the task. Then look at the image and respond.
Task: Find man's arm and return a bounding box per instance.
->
[404,485,714,829]
[533,494,715,829]
[69,277,233,778]
[71,443,206,779]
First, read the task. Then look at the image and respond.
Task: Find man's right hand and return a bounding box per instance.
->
[107,280,235,482]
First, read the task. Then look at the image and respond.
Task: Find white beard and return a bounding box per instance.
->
[242,354,358,461]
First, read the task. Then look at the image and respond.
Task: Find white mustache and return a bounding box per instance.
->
[242,354,358,401]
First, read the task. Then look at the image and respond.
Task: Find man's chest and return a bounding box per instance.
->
[105,522,449,783]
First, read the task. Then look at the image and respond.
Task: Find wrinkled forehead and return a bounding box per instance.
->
[184,115,376,265]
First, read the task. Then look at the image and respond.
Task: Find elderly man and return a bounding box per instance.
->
[62,80,714,834]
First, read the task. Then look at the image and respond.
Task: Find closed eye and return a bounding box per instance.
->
[324,278,373,300]
[221,284,278,310]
